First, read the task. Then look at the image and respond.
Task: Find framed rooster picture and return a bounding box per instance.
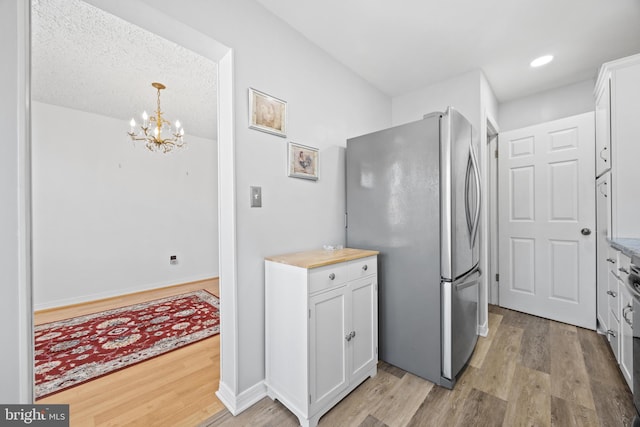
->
[288,142,318,181]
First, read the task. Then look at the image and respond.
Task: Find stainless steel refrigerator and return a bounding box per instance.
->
[346,107,481,388]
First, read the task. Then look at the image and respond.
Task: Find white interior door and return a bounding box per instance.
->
[498,113,596,329]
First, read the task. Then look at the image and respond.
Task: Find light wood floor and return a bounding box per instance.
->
[35,278,224,427]
[204,305,637,427]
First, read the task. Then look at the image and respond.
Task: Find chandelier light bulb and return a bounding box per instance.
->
[142,111,148,122]
[129,118,136,132]
[175,120,181,131]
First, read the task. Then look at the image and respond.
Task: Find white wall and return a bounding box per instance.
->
[130,0,392,397]
[392,69,482,128]
[498,78,596,131]
[32,102,218,309]
[0,0,32,403]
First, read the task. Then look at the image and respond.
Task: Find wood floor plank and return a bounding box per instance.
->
[320,369,400,427]
[471,324,523,400]
[549,322,596,411]
[502,364,551,427]
[371,372,434,427]
[550,395,599,427]
[406,365,478,427]
[519,315,551,374]
[577,327,628,391]
[468,312,503,369]
[588,377,636,427]
[204,397,298,427]
[377,360,407,379]
[453,388,507,427]
[357,415,389,427]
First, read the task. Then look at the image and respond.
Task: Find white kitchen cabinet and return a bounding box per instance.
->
[605,245,633,390]
[595,70,611,178]
[265,249,378,427]
[620,278,634,390]
[594,53,640,238]
[595,53,640,336]
[596,172,612,332]
[607,246,621,360]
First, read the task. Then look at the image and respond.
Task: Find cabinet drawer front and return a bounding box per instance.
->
[347,256,377,281]
[309,264,347,294]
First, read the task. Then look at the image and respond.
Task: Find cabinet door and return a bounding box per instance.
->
[620,282,633,389]
[595,76,611,177]
[349,276,377,380]
[309,286,348,411]
[596,174,611,331]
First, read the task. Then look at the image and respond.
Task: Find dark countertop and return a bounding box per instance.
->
[609,238,640,263]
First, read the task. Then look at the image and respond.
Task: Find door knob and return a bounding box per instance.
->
[581,228,591,236]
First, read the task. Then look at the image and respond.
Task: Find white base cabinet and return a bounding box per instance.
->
[606,245,633,390]
[265,249,378,427]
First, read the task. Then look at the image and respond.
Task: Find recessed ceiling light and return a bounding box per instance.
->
[530,55,554,68]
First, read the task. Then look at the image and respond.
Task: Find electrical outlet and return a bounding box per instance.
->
[170,255,178,265]
[250,186,262,208]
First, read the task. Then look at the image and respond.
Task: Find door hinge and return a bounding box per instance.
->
[495,273,500,282]
[345,212,348,229]
[309,309,311,319]
[309,395,311,404]
[375,346,378,355]
[495,149,498,159]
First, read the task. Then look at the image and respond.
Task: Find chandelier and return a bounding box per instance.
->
[128,82,185,153]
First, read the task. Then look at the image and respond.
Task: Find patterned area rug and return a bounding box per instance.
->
[34,289,219,399]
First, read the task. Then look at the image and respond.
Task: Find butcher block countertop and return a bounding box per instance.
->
[265,248,379,269]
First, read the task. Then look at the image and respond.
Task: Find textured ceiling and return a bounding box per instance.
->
[257,0,640,101]
[32,0,218,140]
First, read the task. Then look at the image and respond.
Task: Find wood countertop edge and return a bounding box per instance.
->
[265,248,379,269]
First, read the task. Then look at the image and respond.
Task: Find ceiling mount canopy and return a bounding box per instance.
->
[128,82,185,153]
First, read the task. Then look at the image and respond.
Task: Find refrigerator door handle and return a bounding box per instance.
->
[464,155,473,238]
[469,144,481,248]
[455,269,481,291]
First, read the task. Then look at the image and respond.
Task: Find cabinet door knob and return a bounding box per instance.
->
[607,290,617,297]
[607,329,616,338]
[329,273,335,280]
[345,333,352,342]
[362,265,368,271]
[351,330,356,339]
[607,258,616,263]
[619,267,630,274]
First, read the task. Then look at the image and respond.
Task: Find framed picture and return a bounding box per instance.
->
[288,142,319,181]
[248,88,287,137]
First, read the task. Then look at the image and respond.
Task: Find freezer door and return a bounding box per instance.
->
[442,268,480,382]
[441,108,481,281]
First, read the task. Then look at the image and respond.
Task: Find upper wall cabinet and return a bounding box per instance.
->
[594,72,611,178]
[594,53,640,238]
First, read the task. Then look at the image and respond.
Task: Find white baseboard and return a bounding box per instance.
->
[478,319,489,337]
[216,380,267,416]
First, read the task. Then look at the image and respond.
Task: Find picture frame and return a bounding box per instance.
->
[288,142,319,181]
[248,87,287,137]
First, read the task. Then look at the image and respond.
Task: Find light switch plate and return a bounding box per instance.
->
[250,186,262,208]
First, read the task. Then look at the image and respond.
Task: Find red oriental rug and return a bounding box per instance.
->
[34,289,219,399]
